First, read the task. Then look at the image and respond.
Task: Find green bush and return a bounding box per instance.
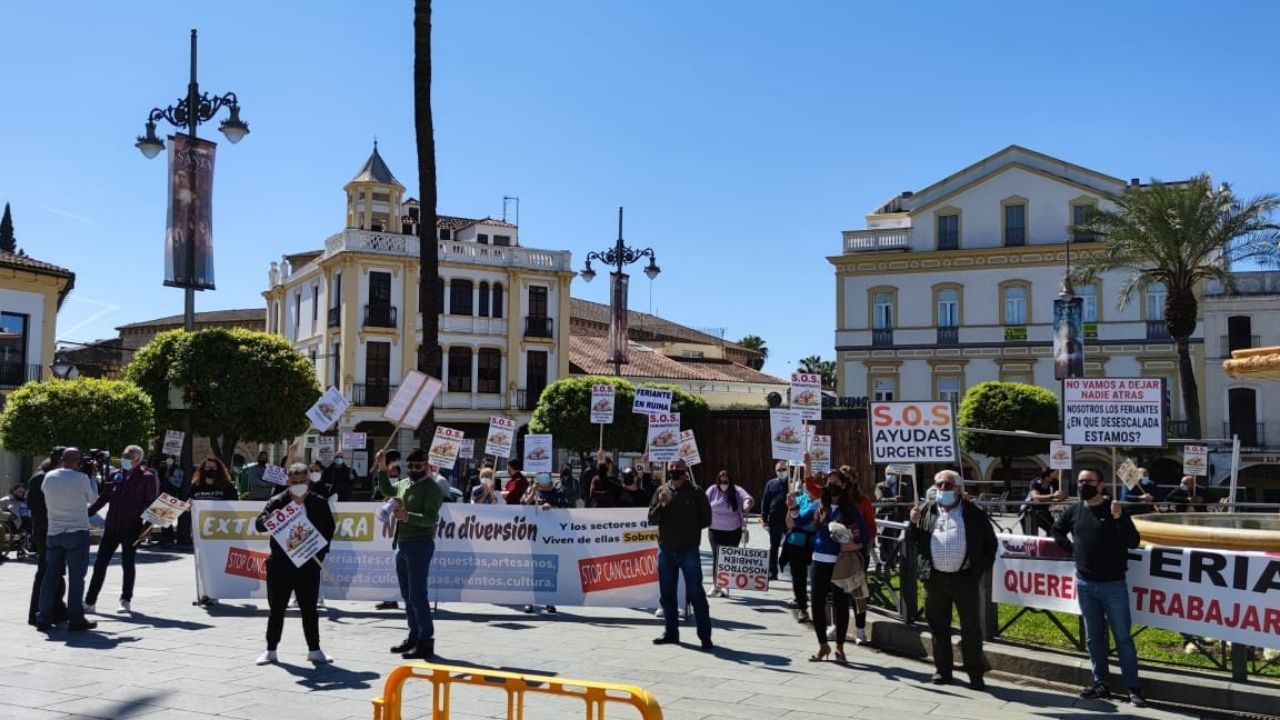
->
[0,377,154,458]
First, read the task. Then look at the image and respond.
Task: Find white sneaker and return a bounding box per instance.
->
[654,608,664,618]
[307,649,333,664]
[255,650,278,665]
[117,601,131,614]
[855,628,868,645]
[722,588,731,598]
[83,604,96,614]
[317,597,326,608]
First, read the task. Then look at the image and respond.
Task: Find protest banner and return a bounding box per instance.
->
[678,430,702,467]
[261,500,328,568]
[141,493,190,528]
[381,371,443,430]
[341,431,367,450]
[1062,378,1165,447]
[317,436,336,464]
[886,463,914,477]
[646,412,681,462]
[1184,444,1209,477]
[769,409,805,463]
[591,384,615,425]
[429,426,464,468]
[162,430,185,457]
[715,546,769,592]
[459,439,475,460]
[810,434,832,473]
[790,372,823,421]
[306,386,350,433]
[992,533,1280,651]
[524,434,553,473]
[632,387,673,415]
[869,401,956,464]
[263,464,288,487]
[1049,440,1072,471]
[1117,458,1143,491]
[191,503,662,607]
[486,416,516,459]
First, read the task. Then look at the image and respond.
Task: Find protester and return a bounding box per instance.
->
[189,456,239,502]
[760,460,790,581]
[242,450,276,501]
[783,474,824,623]
[84,445,158,615]
[327,453,358,501]
[618,467,652,508]
[649,459,713,650]
[35,448,98,632]
[522,473,570,614]
[908,469,997,689]
[254,462,336,665]
[1,483,31,537]
[843,468,876,646]
[706,470,753,598]
[1023,469,1065,535]
[559,463,581,507]
[27,450,68,626]
[373,456,404,611]
[1051,467,1145,706]
[588,451,620,508]
[430,464,456,502]
[794,468,868,663]
[376,449,445,659]
[1165,475,1220,512]
[470,467,501,504]
[504,459,529,505]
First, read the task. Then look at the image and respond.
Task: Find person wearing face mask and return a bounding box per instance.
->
[327,453,357,502]
[470,467,500,504]
[760,460,791,582]
[588,450,620,508]
[84,446,158,615]
[706,470,753,598]
[1052,468,1145,707]
[908,470,997,690]
[189,457,238,607]
[1165,474,1218,512]
[522,474,570,614]
[373,458,405,610]
[504,459,529,505]
[241,450,276,501]
[794,466,869,663]
[375,449,444,660]
[254,462,336,665]
[649,459,714,650]
[617,467,651,508]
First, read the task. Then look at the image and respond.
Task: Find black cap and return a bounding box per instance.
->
[406,449,427,463]
[50,446,66,462]
[386,450,402,462]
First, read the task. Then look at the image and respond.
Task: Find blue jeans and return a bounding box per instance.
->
[1077,576,1141,691]
[40,531,90,624]
[396,537,435,643]
[657,547,711,641]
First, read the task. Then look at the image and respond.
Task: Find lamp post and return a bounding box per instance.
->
[136,28,248,479]
[578,207,660,376]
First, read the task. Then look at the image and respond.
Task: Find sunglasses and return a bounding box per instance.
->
[407,463,427,471]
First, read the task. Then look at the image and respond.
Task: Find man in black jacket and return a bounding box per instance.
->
[27,449,68,626]
[649,459,713,650]
[759,460,789,581]
[908,469,997,690]
[1052,468,1145,707]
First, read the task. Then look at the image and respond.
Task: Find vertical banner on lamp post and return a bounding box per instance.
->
[1053,297,1085,381]
[165,134,217,291]
[608,272,630,367]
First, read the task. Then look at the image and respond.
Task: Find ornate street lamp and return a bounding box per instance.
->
[51,350,78,380]
[578,207,660,376]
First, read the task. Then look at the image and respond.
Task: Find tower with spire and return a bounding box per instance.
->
[344,141,405,233]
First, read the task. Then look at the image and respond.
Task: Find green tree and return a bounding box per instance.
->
[1073,175,1280,438]
[0,378,153,458]
[0,202,15,253]
[737,334,767,370]
[413,0,441,449]
[529,376,710,455]
[798,355,836,389]
[124,328,321,464]
[958,381,1059,495]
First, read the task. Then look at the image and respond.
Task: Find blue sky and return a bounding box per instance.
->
[2,1,1278,377]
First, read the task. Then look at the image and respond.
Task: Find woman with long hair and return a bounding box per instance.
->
[795,469,869,663]
[842,468,877,646]
[706,470,754,598]
[188,456,237,501]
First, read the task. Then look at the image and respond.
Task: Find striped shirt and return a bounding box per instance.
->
[929,503,968,573]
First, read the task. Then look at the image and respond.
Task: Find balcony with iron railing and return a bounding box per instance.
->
[514,388,543,411]
[937,326,959,345]
[842,228,911,254]
[0,363,41,390]
[872,328,894,347]
[1220,334,1261,358]
[1223,422,1266,448]
[328,306,341,329]
[1145,320,1171,340]
[524,316,554,339]
[352,383,396,407]
[1167,420,1190,438]
[364,304,398,329]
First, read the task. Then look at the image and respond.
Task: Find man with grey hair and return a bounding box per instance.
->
[85,445,158,614]
[908,468,997,690]
[35,447,99,632]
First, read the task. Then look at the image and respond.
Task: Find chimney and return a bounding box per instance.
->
[1130,178,1141,186]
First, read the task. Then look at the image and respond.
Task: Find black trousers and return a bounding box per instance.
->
[787,545,812,608]
[708,528,743,578]
[767,526,785,578]
[924,568,985,677]
[28,536,65,623]
[811,561,849,646]
[86,524,142,605]
[265,558,322,651]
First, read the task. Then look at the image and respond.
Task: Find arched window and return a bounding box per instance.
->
[478,281,490,317]
[492,283,504,318]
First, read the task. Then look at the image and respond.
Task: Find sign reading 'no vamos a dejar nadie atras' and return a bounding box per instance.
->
[1062,378,1166,448]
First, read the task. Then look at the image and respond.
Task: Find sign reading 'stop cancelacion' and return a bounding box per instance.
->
[869,401,956,464]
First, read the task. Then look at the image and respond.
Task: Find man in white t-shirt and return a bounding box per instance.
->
[36,447,99,632]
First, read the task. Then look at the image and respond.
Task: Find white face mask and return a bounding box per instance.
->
[121,458,134,471]
[288,483,309,498]
[308,471,322,483]
[335,458,344,466]
[777,470,789,480]
[482,477,494,488]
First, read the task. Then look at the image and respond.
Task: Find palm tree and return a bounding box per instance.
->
[414,0,441,445]
[1073,175,1280,439]
[737,334,768,370]
[799,355,837,389]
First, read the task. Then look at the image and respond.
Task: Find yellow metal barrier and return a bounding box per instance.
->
[372,662,663,720]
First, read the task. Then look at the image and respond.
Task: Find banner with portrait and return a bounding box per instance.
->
[1053,297,1084,380]
[608,272,629,367]
[165,134,217,290]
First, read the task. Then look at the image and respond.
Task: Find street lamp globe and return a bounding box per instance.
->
[135,120,165,159]
[579,261,597,283]
[643,257,661,280]
[51,351,78,380]
[218,105,250,144]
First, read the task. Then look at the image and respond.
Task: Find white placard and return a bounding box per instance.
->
[261,500,327,568]
[1117,458,1142,491]
[869,401,957,464]
[1048,440,1072,470]
[1062,378,1165,448]
[306,386,350,433]
[341,432,367,450]
[632,387,673,415]
[714,546,770,592]
[790,372,823,421]
[769,408,805,463]
[460,439,475,460]
[140,493,190,528]
[486,416,516,459]
[591,384,616,425]
[1183,444,1209,477]
[524,434,554,474]
[263,464,288,487]
[886,463,914,476]
[646,412,681,463]
[381,371,444,430]
[810,434,832,473]
[162,430,185,457]
[317,436,336,464]
[678,430,701,467]
[429,426,464,468]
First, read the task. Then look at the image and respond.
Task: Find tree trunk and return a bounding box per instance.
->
[1174,336,1202,439]
[209,435,238,468]
[414,0,440,451]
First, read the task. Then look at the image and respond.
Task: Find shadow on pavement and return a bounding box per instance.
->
[60,631,143,650]
[276,662,382,691]
[109,612,215,631]
[704,645,795,669]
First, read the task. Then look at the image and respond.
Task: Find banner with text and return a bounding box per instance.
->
[768,409,805,463]
[869,401,956,464]
[789,372,822,421]
[486,416,515,459]
[1062,378,1165,448]
[646,412,681,462]
[810,434,832,473]
[632,387,673,415]
[524,434,554,474]
[591,384,615,425]
[678,430,702,467]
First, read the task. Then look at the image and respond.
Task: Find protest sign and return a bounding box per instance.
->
[429,426,464,468]
[810,434,832,473]
[261,500,327,568]
[162,430,185,457]
[1062,378,1165,447]
[715,546,769,592]
[141,493,190,528]
[341,431,367,450]
[632,387,673,415]
[992,533,1280,651]
[590,384,616,425]
[306,386,350,433]
[1184,444,1209,477]
[524,433,553,473]
[790,372,823,421]
[263,464,288,486]
[769,409,805,463]
[646,413,681,462]
[486,416,516,459]
[1048,440,1072,471]
[886,463,914,477]
[317,436,336,464]
[459,439,475,460]
[381,371,443,429]
[678,430,701,467]
[1117,458,1142,491]
[869,401,956,464]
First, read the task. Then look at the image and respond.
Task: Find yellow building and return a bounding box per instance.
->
[263,145,574,474]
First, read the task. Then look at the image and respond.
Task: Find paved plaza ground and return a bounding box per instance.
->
[0,532,1221,720]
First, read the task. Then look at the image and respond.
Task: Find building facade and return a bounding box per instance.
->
[263,146,573,471]
[829,146,1202,486]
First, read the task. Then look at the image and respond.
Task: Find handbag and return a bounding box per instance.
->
[832,550,868,605]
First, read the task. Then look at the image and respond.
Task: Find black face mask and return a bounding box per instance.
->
[823,486,843,504]
[1080,484,1099,501]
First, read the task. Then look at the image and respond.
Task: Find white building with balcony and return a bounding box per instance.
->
[264,145,573,472]
[828,145,1203,487]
